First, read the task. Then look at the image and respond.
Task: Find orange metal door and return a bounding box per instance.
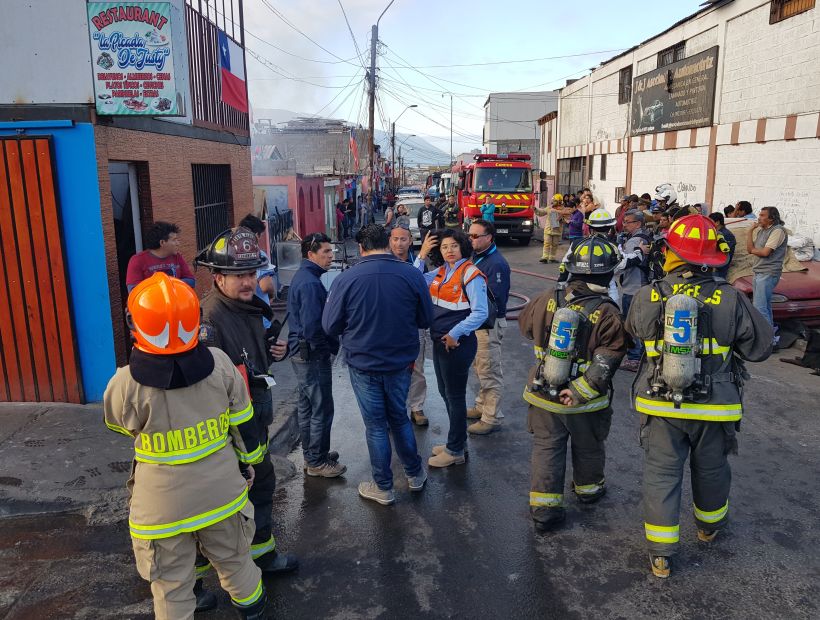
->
[0,137,83,403]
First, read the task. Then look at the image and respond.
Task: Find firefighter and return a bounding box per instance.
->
[519,236,627,532]
[103,273,267,620]
[625,214,773,578]
[195,227,299,576]
[557,209,620,304]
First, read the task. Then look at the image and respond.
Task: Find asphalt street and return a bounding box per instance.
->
[1,238,818,619]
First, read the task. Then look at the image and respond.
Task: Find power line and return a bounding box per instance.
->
[336,0,369,71]
[246,48,356,89]
[390,48,629,69]
[259,0,360,66]
[311,72,365,117]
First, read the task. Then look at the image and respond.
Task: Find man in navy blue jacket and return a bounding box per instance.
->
[287,233,344,478]
[466,220,511,435]
[322,224,434,506]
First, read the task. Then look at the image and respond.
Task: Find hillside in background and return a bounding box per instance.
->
[252,108,450,166]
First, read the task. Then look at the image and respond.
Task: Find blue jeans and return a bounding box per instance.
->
[348,366,423,490]
[292,357,335,467]
[752,272,780,328]
[620,294,644,361]
[431,333,478,455]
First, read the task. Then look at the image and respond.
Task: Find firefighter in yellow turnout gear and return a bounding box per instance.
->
[625,215,773,578]
[104,273,267,619]
[519,236,627,531]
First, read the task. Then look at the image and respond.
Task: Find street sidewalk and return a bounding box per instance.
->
[0,361,301,522]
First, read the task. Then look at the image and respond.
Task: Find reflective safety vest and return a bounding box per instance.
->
[428,260,484,338]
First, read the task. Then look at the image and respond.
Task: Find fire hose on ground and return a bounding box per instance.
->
[504,268,559,320]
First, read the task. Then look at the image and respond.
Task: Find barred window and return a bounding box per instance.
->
[658,42,686,68]
[618,66,633,105]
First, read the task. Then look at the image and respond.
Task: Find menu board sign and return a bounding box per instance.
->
[87,2,180,115]
[631,46,719,136]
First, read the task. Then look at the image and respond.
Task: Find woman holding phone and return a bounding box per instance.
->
[415,229,488,467]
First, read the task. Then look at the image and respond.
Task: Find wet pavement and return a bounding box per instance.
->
[1,239,819,619]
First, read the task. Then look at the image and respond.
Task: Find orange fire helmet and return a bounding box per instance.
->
[127,272,200,355]
[664,214,730,268]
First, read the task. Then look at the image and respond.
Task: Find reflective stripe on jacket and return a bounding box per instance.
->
[104,347,264,538]
[624,268,773,422]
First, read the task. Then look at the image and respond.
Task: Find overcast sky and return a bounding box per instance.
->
[243,0,701,156]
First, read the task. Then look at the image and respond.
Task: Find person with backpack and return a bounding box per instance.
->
[518,236,627,533]
[624,214,773,579]
[617,210,653,371]
[416,229,489,468]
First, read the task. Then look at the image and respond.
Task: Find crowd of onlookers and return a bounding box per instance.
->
[534,187,789,356]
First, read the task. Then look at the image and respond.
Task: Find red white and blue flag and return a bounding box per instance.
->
[218,29,248,113]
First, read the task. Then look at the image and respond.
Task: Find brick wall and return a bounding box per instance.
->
[95,125,252,363]
[714,139,820,245]
[721,4,820,123]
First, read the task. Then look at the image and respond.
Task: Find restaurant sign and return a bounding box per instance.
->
[631,46,719,136]
[87,2,180,115]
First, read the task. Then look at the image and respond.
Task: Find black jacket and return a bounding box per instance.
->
[200,287,273,378]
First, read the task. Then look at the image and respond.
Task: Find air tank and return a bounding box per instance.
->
[541,307,580,394]
[662,294,699,402]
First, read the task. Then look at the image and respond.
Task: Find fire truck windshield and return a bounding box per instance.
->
[474,167,532,193]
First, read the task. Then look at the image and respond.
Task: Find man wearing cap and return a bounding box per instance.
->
[196,227,298,579]
[536,193,566,264]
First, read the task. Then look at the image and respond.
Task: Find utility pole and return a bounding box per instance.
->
[367,1,395,192]
[391,105,417,192]
[390,122,395,191]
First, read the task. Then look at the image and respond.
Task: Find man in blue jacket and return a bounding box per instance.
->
[466,220,511,435]
[322,224,434,505]
[288,233,344,478]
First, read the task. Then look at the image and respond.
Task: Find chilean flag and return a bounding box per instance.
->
[218,29,248,113]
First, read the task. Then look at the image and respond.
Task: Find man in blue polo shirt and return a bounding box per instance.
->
[323,224,434,506]
[466,220,511,435]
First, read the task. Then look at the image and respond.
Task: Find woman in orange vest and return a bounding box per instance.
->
[416,229,489,468]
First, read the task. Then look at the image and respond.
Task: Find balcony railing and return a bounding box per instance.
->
[185,0,249,135]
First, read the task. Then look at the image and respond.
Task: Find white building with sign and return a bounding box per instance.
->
[555,0,820,245]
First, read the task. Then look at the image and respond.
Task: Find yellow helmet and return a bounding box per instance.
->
[552,193,563,202]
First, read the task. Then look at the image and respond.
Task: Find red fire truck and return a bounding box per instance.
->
[452,153,535,244]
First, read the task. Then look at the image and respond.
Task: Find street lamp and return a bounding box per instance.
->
[391,104,417,190]
[441,91,453,165]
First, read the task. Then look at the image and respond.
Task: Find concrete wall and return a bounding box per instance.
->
[556,0,820,243]
[588,152,628,211]
[721,3,820,123]
[484,92,558,142]
[631,147,710,206]
[713,139,820,242]
[1,0,94,104]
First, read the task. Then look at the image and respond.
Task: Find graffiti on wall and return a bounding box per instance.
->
[716,189,820,245]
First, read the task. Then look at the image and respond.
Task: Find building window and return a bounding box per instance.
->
[192,164,232,251]
[770,0,815,23]
[615,187,626,203]
[618,66,633,105]
[547,126,552,153]
[658,42,685,68]
[600,154,607,182]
